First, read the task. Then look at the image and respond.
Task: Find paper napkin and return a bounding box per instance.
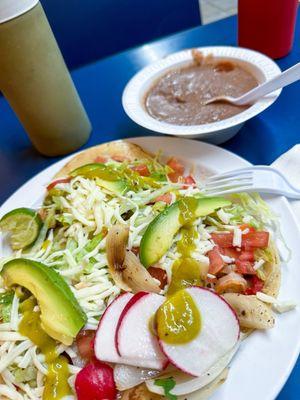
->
[272,144,300,221]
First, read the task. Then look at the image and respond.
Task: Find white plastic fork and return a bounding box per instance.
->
[205,61,300,106]
[203,166,300,199]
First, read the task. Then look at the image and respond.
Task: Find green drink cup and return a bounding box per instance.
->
[0,0,91,156]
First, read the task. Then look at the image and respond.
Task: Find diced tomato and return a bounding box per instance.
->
[206,275,218,284]
[242,232,269,248]
[208,246,225,274]
[167,157,185,182]
[131,164,150,177]
[211,232,234,248]
[76,330,96,362]
[235,260,256,275]
[211,231,269,249]
[154,193,172,204]
[167,157,185,174]
[47,177,71,191]
[148,266,168,289]
[182,175,196,189]
[168,172,182,183]
[239,224,256,233]
[131,247,140,256]
[244,275,264,295]
[112,155,128,162]
[219,247,240,259]
[75,360,116,400]
[239,250,255,262]
[94,156,108,163]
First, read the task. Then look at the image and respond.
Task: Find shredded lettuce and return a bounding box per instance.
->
[85,233,103,252]
[0,291,14,322]
[66,238,77,252]
[205,216,230,230]
[56,213,74,226]
[14,365,37,384]
[152,201,168,213]
[228,193,276,229]
[255,247,276,264]
[256,269,267,281]
[83,257,98,273]
[76,233,103,263]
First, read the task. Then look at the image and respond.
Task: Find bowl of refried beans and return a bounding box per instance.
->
[122,46,282,144]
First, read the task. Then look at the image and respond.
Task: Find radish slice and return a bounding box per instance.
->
[95,293,133,364]
[75,360,116,400]
[146,342,239,396]
[159,287,240,377]
[114,364,160,391]
[116,292,168,370]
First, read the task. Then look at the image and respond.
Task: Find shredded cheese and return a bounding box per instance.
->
[272,301,297,314]
[253,259,265,271]
[256,292,276,304]
[256,292,297,314]
[216,209,233,224]
[233,227,242,247]
[207,273,216,279]
[220,254,235,264]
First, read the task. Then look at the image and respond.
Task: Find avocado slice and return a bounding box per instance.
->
[95,178,128,195]
[140,197,231,267]
[1,259,87,345]
[70,163,128,195]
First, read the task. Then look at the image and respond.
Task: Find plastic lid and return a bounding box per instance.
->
[0,0,39,24]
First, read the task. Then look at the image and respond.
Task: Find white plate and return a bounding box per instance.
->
[1,137,299,400]
[122,47,282,144]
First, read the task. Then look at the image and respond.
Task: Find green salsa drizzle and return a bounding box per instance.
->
[178,197,200,225]
[167,201,203,296]
[70,161,169,192]
[19,298,72,400]
[167,258,203,296]
[157,289,201,345]
[157,197,203,345]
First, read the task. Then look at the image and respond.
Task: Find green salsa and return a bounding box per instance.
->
[157,289,201,344]
[167,221,203,296]
[19,298,72,400]
[168,258,203,296]
[71,162,164,192]
[178,196,201,225]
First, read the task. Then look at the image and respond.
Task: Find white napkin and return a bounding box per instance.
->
[272,144,300,221]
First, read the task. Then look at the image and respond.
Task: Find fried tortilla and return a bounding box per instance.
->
[48,140,281,399]
[54,140,153,178]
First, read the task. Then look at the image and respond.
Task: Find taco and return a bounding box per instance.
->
[0,140,287,400]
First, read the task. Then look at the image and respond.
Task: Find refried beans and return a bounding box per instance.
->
[145,50,258,126]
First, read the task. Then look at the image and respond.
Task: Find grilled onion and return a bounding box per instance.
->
[122,251,161,294]
[106,225,161,293]
[106,224,131,291]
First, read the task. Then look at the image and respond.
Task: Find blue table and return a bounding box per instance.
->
[0,13,300,399]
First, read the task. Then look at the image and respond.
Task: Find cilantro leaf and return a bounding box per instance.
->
[154,377,177,400]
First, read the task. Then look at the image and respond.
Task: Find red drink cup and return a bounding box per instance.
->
[238,0,299,59]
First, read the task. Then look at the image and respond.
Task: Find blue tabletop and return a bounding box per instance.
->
[0,13,300,399]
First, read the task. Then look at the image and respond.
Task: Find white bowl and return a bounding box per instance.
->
[122,46,282,144]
